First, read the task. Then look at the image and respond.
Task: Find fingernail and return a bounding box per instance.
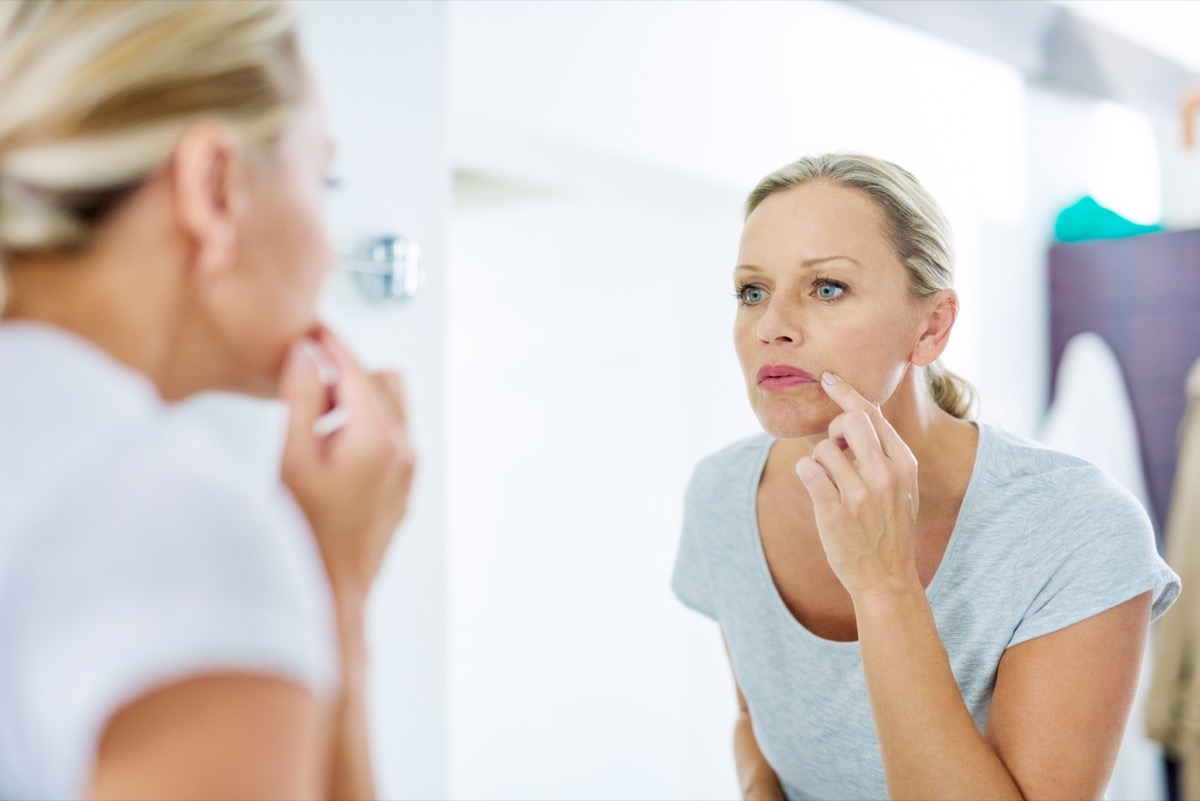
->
[821,371,840,385]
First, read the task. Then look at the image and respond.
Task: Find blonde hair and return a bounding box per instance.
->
[0,0,302,310]
[745,153,977,419]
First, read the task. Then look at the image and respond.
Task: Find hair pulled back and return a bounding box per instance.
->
[0,0,302,309]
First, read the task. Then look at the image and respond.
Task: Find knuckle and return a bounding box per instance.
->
[844,484,869,507]
[813,439,839,460]
[796,456,819,480]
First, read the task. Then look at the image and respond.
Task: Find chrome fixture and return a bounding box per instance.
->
[337,235,422,302]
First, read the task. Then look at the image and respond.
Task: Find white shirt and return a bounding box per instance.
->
[0,322,338,800]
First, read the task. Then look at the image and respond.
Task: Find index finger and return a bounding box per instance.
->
[819,371,876,414]
[310,325,378,438]
[820,371,908,458]
[312,325,366,394]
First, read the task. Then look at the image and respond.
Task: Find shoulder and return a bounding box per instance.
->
[0,328,339,797]
[75,415,315,584]
[972,426,1179,640]
[686,433,772,501]
[977,423,1096,483]
[976,423,1145,523]
[10,414,337,675]
[674,434,768,620]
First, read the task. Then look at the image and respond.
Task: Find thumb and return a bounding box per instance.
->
[280,340,329,468]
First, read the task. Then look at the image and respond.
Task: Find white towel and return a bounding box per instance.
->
[1039,331,1165,801]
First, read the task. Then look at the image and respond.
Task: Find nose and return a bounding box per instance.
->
[755,296,803,345]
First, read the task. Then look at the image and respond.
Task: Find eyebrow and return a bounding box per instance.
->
[734,255,864,275]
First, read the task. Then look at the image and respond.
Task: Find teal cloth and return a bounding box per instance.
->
[1054,195,1162,243]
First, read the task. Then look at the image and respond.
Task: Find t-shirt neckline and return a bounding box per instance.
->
[744,421,989,647]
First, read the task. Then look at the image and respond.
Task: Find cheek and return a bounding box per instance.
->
[732,312,758,372]
[271,186,330,305]
[829,329,912,403]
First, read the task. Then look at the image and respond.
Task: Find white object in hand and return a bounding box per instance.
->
[308,340,346,437]
[313,405,350,438]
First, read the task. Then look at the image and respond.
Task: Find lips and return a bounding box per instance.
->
[757,364,818,391]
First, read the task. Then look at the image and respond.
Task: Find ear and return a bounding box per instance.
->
[169,120,250,278]
[910,289,958,366]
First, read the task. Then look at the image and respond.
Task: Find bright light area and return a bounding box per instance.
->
[1089,100,1162,226]
[1052,0,1200,74]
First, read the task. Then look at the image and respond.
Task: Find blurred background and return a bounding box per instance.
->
[188,1,1200,798]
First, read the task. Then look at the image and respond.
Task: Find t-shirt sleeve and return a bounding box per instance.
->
[5,431,338,798]
[671,467,718,621]
[1009,466,1181,648]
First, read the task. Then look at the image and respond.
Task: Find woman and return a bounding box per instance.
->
[672,153,1180,800]
[0,2,412,798]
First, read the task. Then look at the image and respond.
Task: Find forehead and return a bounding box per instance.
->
[284,91,331,152]
[738,181,896,269]
[270,62,333,163]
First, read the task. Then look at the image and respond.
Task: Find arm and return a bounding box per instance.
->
[798,373,1149,800]
[724,635,786,801]
[984,592,1149,799]
[90,675,326,800]
[854,583,1148,800]
[280,328,415,800]
[328,600,373,800]
[90,329,413,801]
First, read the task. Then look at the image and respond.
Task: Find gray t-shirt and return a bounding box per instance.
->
[672,422,1180,801]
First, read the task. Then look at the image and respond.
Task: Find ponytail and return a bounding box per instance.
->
[926,360,976,420]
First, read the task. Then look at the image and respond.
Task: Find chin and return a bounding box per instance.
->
[246,378,280,400]
[752,394,841,440]
[230,356,284,399]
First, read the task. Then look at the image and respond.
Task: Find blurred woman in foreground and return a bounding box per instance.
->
[0,2,413,797]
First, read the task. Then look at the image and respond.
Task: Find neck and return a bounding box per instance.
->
[1,187,207,400]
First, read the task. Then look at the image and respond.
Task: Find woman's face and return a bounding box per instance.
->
[212,70,336,396]
[733,180,930,439]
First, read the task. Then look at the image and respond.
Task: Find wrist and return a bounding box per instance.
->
[851,576,928,623]
[332,593,368,677]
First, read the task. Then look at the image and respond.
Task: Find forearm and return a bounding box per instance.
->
[854,586,1022,801]
[329,599,375,801]
[735,710,785,801]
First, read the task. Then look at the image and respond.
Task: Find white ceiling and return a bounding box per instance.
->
[1052,0,1200,73]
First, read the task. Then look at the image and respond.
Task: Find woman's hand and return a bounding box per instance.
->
[794,371,920,601]
[278,326,415,604]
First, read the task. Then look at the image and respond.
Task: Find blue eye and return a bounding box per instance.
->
[736,284,767,305]
[814,279,847,301]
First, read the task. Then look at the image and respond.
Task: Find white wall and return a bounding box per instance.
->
[446,1,1141,799]
[448,187,754,800]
